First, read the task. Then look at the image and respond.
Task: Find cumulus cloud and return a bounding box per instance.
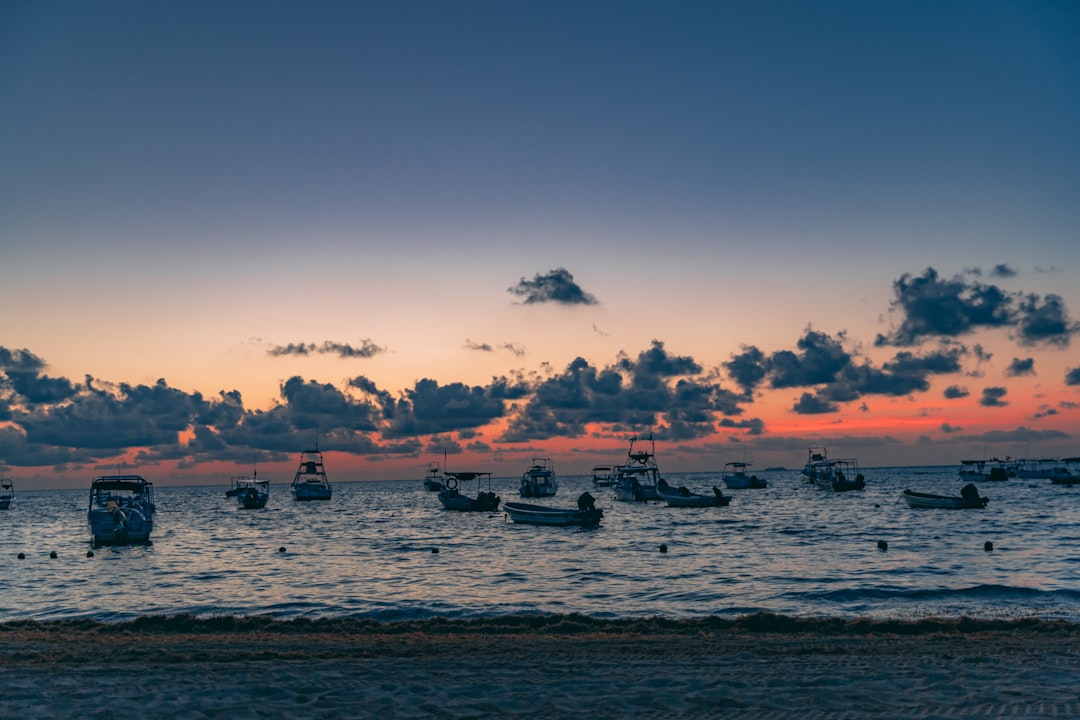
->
[508,268,598,305]
[268,339,384,358]
[980,386,1008,407]
[943,385,969,399]
[1005,358,1035,377]
[1067,367,1080,386]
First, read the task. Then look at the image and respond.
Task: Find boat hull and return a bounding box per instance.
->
[657,485,730,507]
[438,489,500,512]
[88,507,153,545]
[503,502,603,527]
[291,485,332,501]
[722,474,767,489]
[902,489,988,509]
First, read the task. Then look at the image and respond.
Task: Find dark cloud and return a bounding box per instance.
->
[792,392,839,414]
[943,385,969,399]
[502,342,526,357]
[941,422,961,433]
[989,264,1018,278]
[723,346,767,397]
[1067,367,1080,386]
[508,268,598,305]
[268,340,384,358]
[1015,294,1079,347]
[383,378,508,438]
[1005,357,1035,377]
[980,386,1008,407]
[464,339,494,352]
[769,329,851,388]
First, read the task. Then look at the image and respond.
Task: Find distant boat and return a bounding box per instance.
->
[519,458,558,497]
[813,458,865,492]
[503,493,603,527]
[1049,457,1080,486]
[958,459,1011,482]
[590,465,613,487]
[438,471,501,512]
[0,469,13,510]
[226,474,269,509]
[87,475,156,546]
[656,478,730,508]
[721,461,767,489]
[422,462,444,491]
[902,484,988,509]
[801,447,831,482]
[612,435,662,502]
[290,448,332,501]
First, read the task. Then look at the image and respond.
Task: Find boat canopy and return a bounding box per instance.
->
[91,475,150,491]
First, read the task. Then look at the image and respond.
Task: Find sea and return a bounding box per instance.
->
[3,465,1080,624]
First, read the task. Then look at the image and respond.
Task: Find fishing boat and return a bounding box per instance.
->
[721,461,767,489]
[814,458,865,492]
[656,478,730,507]
[438,471,501,511]
[1049,458,1080,485]
[226,474,269,509]
[612,436,662,502]
[801,447,830,482]
[422,462,444,491]
[519,457,558,497]
[591,465,613,487]
[902,484,988,509]
[87,475,156,545]
[0,470,13,510]
[290,447,332,501]
[503,492,603,527]
[958,459,1012,481]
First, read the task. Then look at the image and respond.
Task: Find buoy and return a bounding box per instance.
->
[278,546,286,553]
[659,543,668,553]
[431,548,439,554]
[877,540,888,551]
[984,541,993,552]
[86,550,94,558]
[17,552,25,560]
[50,551,58,559]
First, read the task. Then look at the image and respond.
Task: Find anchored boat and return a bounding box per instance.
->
[438,471,500,512]
[519,457,558,497]
[503,493,603,527]
[87,475,156,545]
[612,436,662,502]
[291,448,332,501]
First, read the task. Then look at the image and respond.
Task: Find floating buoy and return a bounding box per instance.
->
[659,543,668,553]
[278,546,286,553]
[86,550,94,558]
[984,541,993,552]
[877,540,888,551]
[431,548,439,554]
[17,552,25,560]
[49,551,58,559]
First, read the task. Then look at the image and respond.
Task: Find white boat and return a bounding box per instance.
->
[87,475,156,545]
[959,459,1012,481]
[422,462,444,491]
[902,484,988,509]
[612,436,662,502]
[813,458,865,492]
[0,470,13,510]
[721,461,767,489]
[801,447,830,482]
[503,493,602,527]
[591,465,613,487]
[519,457,558,497]
[290,448,332,501]
[656,479,730,507]
[226,474,269,509]
[438,471,500,511]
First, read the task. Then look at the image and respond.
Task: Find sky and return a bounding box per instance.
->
[2,1,1079,488]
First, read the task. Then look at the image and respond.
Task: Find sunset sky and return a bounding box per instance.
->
[2,1,1079,487]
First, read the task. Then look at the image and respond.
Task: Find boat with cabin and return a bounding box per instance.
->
[290,447,332,501]
[958,459,1012,482]
[612,436,662,502]
[591,465,613,487]
[422,462,444,491]
[226,474,269,509]
[438,471,501,511]
[1049,458,1080,485]
[813,458,865,492]
[902,484,988,509]
[519,457,558,497]
[87,475,156,545]
[656,478,730,507]
[503,492,603,527]
[801,447,831,482]
[721,461,767,489]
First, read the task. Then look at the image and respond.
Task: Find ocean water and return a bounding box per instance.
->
[2,465,1079,623]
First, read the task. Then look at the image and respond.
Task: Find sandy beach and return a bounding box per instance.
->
[2,614,1079,718]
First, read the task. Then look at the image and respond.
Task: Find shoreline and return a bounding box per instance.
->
[4,613,1080,718]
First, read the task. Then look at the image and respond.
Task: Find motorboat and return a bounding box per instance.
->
[87,475,156,545]
[422,462,444,491]
[612,436,662,502]
[958,459,1012,481]
[814,459,865,492]
[591,465,613,487]
[438,471,500,511]
[0,470,13,510]
[226,474,269,509]
[503,492,603,527]
[519,457,558,497]
[290,448,332,501]
[1049,458,1080,485]
[902,484,988,509]
[721,461,767,489]
[656,478,730,507]
[801,447,830,482]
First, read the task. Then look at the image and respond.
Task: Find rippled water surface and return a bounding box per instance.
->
[3,466,1080,622]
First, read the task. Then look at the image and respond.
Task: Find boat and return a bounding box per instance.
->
[958,459,1012,481]
[422,461,444,491]
[902,484,988,509]
[721,461,767,489]
[87,475,156,545]
[503,492,603,527]
[0,470,13,510]
[437,471,501,511]
[226,474,269,509]
[813,459,865,492]
[1015,458,1063,479]
[519,457,558,497]
[612,436,662,502]
[801,447,830,482]
[591,465,613,487]
[290,447,332,501]
[1049,457,1080,485]
[656,478,730,507]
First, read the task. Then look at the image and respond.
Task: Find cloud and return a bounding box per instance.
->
[268,339,384,358]
[989,264,1018,278]
[980,386,1008,407]
[508,268,598,305]
[1015,294,1079,347]
[941,422,961,433]
[792,392,839,414]
[1068,367,1080,386]
[464,339,494,352]
[943,385,969,399]
[1005,357,1035,377]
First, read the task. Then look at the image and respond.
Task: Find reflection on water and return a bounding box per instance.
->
[2,466,1080,622]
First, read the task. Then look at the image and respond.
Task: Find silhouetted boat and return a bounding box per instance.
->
[591,465,613,487]
[503,493,602,527]
[721,461,767,489]
[422,461,444,491]
[0,469,13,510]
[226,474,269,509]
[291,448,332,501]
[519,457,558,497]
[87,475,155,545]
[902,484,988,509]
[656,478,730,507]
[959,459,1012,481]
[438,471,500,511]
[801,447,830,482]
[612,436,662,502]
[814,458,865,492]
[1049,458,1080,485]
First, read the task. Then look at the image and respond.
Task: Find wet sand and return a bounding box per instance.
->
[2,614,1078,718]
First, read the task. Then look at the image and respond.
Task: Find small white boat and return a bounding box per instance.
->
[656,478,730,507]
[612,436,662,502]
[902,484,988,509]
[721,461,767,489]
[591,465,613,487]
[0,471,14,510]
[801,447,830,482]
[87,475,156,546]
[291,448,332,501]
[422,462,444,491]
[504,493,603,527]
[438,471,500,512]
[519,457,558,497]
[226,475,269,509]
[813,459,866,492]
